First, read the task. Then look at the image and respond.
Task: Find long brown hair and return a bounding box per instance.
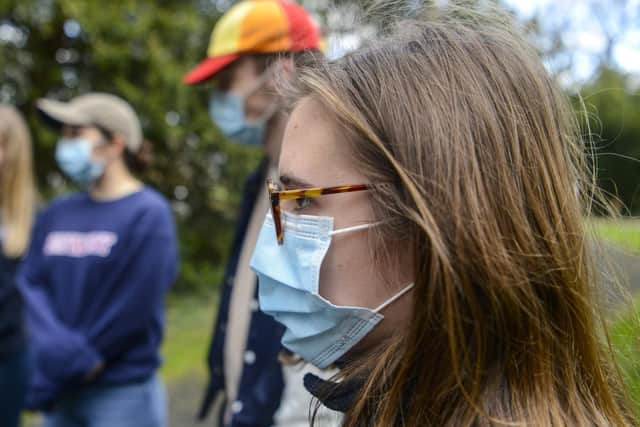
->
[0,104,37,258]
[285,4,634,426]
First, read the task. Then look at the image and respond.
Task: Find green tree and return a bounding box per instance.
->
[2,0,638,297]
[0,0,262,293]
[580,66,640,215]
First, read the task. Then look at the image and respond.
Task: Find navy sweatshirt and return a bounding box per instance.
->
[17,187,178,410]
[0,227,25,360]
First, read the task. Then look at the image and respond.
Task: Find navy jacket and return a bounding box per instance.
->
[0,247,24,360]
[198,160,285,426]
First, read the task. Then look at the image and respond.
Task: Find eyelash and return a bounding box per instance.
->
[294,197,313,211]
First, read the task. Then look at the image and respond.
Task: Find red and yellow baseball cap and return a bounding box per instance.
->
[183,0,322,85]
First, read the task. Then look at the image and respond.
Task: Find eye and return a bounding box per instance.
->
[294,197,312,211]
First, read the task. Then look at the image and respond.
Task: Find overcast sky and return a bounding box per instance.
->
[504,0,640,82]
[321,0,640,86]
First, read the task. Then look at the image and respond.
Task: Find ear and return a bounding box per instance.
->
[266,57,295,91]
[277,57,295,76]
[110,133,127,157]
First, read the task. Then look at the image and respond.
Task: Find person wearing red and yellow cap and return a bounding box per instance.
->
[184,2,338,426]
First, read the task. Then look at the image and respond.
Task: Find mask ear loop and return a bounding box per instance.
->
[373,283,415,313]
[329,223,373,236]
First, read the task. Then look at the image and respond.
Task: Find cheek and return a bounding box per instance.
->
[91,145,111,162]
[318,232,382,308]
[90,147,102,161]
[245,92,274,121]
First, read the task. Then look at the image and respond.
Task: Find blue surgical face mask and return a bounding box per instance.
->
[250,211,414,369]
[209,67,277,146]
[55,137,104,185]
[209,92,267,146]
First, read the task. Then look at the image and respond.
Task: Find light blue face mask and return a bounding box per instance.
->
[209,92,268,146]
[250,211,414,369]
[209,67,276,146]
[55,137,104,185]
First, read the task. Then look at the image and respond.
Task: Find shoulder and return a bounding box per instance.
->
[134,187,174,221]
[136,187,171,211]
[43,192,88,212]
[35,192,87,224]
[131,187,175,234]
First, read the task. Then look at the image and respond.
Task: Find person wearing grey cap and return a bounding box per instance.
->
[17,93,179,427]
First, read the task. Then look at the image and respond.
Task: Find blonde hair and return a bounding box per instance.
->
[286,4,634,427]
[0,105,37,258]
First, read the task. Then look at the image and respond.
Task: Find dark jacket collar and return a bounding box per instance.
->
[303,372,363,413]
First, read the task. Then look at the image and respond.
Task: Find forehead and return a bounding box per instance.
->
[62,124,101,136]
[279,97,366,187]
[215,56,262,91]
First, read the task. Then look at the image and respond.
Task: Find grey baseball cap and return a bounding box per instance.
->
[36,92,143,152]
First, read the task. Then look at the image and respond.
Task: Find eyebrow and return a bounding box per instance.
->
[279,173,315,189]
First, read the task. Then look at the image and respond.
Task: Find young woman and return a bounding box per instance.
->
[19,93,178,427]
[0,105,37,427]
[250,5,635,427]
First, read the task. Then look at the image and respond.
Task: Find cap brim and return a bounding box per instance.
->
[36,99,91,127]
[183,54,240,85]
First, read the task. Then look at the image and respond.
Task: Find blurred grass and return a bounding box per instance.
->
[611,295,640,414]
[590,218,640,253]
[160,292,218,381]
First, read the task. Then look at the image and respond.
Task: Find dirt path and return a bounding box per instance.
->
[594,242,640,307]
[168,373,206,427]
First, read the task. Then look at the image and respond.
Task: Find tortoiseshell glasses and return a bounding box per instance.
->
[267,179,369,244]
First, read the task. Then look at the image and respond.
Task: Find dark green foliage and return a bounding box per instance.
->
[0,0,262,293]
[579,67,640,215]
[1,1,638,295]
